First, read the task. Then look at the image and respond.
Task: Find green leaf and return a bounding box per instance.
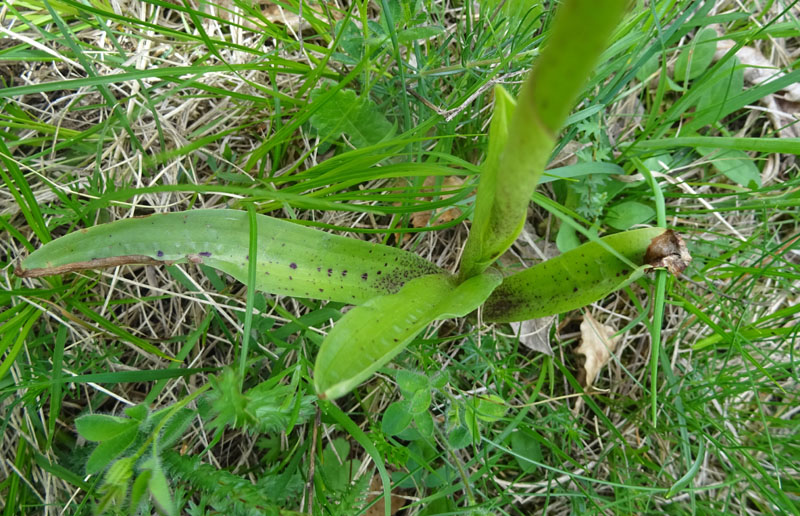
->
[630,136,800,155]
[18,210,441,305]
[697,147,761,188]
[414,411,434,440]
[202,368,314,434]
[382,401,413,436]
[96,457,135,513]
[474,394,507,422]
[511,431,542,473]
[86,427,138,474]
[314,271,502,400]
[158,408,196,449]
[635,52,660,82]
[464,405,480,441]
[396,370,430,397]
[408,389,432,415]
[123,404,148,422]
[129,471,152,514]
[147,464,176,516]
[484,227,667,322]
[448,425,471,450]
[604,201,656,230]
[459,85,524,278]
[397,26,443,44]
[309,86,394,148]
[694,57,744,127]
[540,162,623,184]
[103,457,135,488]
[459,0,629,279]
[320,437,354,491]
[76,414,137,442]
[556,224,581,253]
[674,27,717,82]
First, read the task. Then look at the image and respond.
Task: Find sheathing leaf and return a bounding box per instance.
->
[460,0,630,278]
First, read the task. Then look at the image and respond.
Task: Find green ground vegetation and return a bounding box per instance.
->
[1,0,799,515]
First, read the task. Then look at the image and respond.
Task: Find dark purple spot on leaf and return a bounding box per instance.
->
[342,270,348,277]
[199,252,212,257]
[327,268,332,277]
[157,250,164,258]
[361,273,368,280]
[290,262,297,269]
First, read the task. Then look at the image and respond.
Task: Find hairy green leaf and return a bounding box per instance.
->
[129,470,151,512]
[18,209,441,305]
[484,227,668,322]
[146,461,176,516]
[460,0,630,279]
[75,414,137,441]
[315,271,502,400]
[86,427,138,474]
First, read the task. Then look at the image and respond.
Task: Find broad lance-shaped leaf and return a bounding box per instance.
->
[315,271,502,400]
[484,228,688,323]
[17,209,441,304]
[460,0,630,279]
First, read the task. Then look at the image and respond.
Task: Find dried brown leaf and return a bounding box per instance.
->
[364,475,404,516]
[713,37,800,143]
[510,317,555,356]
[644,229,692,276]
[409,176,465,228]
[262,2,330,33]
[575,312,621,389]
[715,39,800,102]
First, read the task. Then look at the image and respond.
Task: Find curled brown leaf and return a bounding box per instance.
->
[645,229,692,276]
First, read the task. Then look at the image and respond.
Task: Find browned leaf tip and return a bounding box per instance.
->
[15,255,171,278]
[645,229,691,276]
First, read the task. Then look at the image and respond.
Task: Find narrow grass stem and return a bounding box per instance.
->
[239,205,259,387]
